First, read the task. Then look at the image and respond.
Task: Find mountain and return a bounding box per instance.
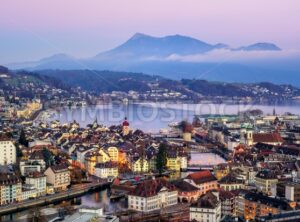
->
[7,33,297,86]
[95,33,227,59]
[237,43,281,51]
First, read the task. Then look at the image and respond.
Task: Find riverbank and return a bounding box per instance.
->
[0,181,110,216]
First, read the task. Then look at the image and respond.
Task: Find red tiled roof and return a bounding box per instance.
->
[129,178,177,197]
[186,170,217,184]
[253,133,283,143]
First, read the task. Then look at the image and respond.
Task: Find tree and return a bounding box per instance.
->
[15,144,23,158]
[156,143,168,175]
[19,129,28,147]
[42,147,54,167]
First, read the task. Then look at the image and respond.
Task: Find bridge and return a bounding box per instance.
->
[187,165,214,171]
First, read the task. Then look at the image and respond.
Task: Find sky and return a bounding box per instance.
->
[1,0,300,64]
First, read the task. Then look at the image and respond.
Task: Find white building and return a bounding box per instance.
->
[128,178,178,212]
[190,191,221,222]
[94,162,118,179]
[0,137,16,165]
[25,172,46,196]
[44,164,70,191]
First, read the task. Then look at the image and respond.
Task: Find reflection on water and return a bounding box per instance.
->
[79,189,126,213]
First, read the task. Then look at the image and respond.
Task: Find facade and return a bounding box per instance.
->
[94,161,118,178]
[25,172,46,196]
[190,191,221,222]
[0,173,22,205]
[255,170,278,196]
[44,164,70,191]
[128,178,178,212]
[107,146,119,162]
[131,157,149,173]
[219,189,235,217]
[166,151,181,171]
[219,172,244,191]
[174,180,199,203]
[284,182,300,202]
[0,137,16,165]
[243,192,295,220]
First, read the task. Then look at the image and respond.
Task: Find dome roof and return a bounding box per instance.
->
[123,118,129,126]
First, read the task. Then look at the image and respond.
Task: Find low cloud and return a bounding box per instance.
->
[144,49,300,63]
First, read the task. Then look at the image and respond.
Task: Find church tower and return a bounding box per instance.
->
[122,117,130,136]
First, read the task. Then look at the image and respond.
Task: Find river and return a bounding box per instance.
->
[44,102,300,133]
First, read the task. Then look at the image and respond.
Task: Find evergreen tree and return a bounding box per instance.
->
[19,129,28,147]
[156,143,167,175]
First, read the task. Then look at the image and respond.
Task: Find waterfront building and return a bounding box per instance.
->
[0,173,22,205]
[94,161,118,179]
[189,191,221,222]
[107,146,119,162]
[44,164,70,191]
[128,178,178,212]
[130,157,149,173]
[0,136,16,165]
[166,150,181,171]
[21,184,37,200]
[25,172,46,196]
[185,170,218,196]
[16,100,42,119]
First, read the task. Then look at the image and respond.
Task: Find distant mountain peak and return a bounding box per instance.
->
[238,42,281,51]
[130,32,151,40]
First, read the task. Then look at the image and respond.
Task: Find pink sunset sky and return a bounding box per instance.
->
[1,0,299,63]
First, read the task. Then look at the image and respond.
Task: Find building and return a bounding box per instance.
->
[219,172,244,191]
[0,173,22,205]
[283,181,300,202]
[173,180,200,203]
[253,132,284,146]
[44,164,70,191]
[255,170,278,196]
[25,172,46,196]
[122,118,130,136]
[94,161,118,179]
[130,157,149,173]
[185,170,218,196]
[128,178,178,212]
[107,146,119,162]
[166,151,181,171]
[190,191,221,222]
[0,137,16,165]
[213,163,230,181]
[243,192,295,220]
[219,189,235,217]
